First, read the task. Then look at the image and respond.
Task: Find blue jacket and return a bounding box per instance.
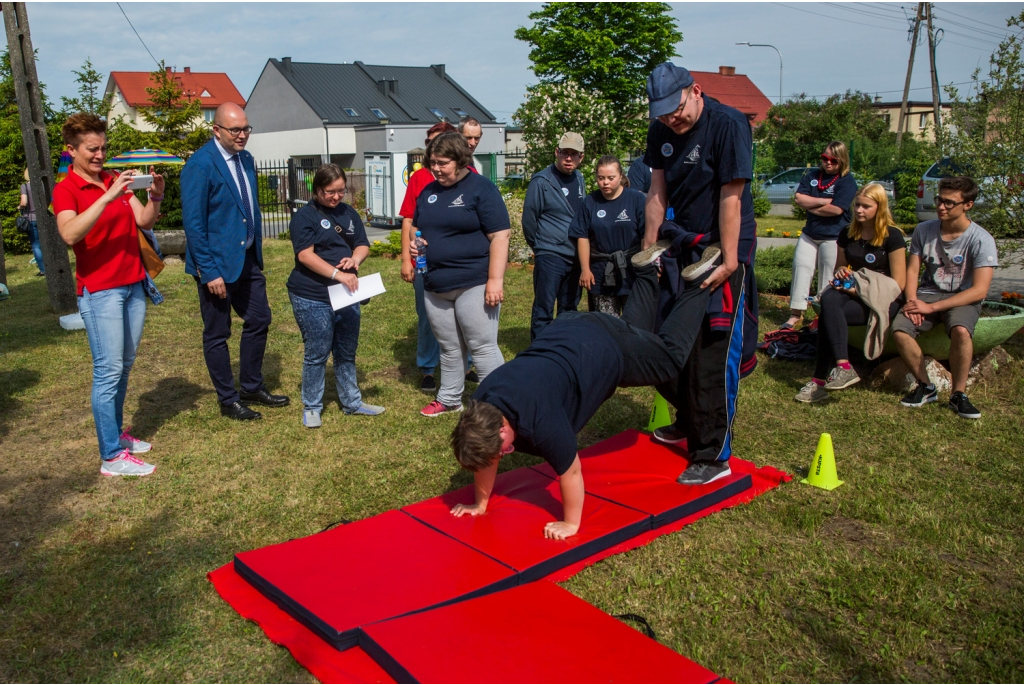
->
[181,139,263,284]
[521,165,584,260]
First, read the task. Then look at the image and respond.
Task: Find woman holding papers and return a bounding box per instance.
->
[286,164,384,427]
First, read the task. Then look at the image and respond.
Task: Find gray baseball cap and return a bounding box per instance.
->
[647,63,695,118]
[557,131,585,152]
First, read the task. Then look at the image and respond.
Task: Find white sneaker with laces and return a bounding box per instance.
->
[100,450,156,477]
[118,426,152,454]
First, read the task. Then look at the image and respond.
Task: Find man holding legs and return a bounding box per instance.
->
[181,103,289,421]
[892,176,996,418]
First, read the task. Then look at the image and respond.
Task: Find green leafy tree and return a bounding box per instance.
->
[942,10,1024,249]
[60,57,112,116]
[513,2,681,176]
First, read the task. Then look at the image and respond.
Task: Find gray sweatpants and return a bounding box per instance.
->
[424,283,505,406]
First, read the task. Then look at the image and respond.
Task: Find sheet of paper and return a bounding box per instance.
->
[328,272,386,310]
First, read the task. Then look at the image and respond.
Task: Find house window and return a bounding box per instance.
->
[429,108,447,121]
[200,89,211,98]
[880,112,891,127]
[204,109,215,123]
[919,112,929,129]
[343,107,358,116]
[370,108,386,119]
[453,107,469,118]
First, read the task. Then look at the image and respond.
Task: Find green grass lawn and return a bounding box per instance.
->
[1,241,1023,682]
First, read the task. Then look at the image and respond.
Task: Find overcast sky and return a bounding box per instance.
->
[26,2,1024,122]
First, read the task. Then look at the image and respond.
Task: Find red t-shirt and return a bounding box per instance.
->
[53,168,145,295]
[399,167,436,219]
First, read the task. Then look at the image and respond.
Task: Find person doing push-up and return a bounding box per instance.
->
[449,259,713,540]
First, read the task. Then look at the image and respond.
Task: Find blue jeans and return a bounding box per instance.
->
[28,221,44,274]
[530,252,581,340]
[78,280,147,461]
[414,270,440,374]
[290,292,362,414]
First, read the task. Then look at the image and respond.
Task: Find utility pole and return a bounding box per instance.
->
[896,2,924,149]
[3,2,77,313]
[925,3,944,153]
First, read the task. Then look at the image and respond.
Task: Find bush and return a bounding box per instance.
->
[751,184,771,218]
[755,244,796,295]
[503,191,531,263]
[2,218,31,255]
[368,230,402,258]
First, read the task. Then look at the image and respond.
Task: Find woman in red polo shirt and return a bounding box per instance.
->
[53,113,165,477]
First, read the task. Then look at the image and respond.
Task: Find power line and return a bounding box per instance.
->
[116,2,160,69]
[773,3,909,33]
[931,10,1014,41]
[935,6,1020,33]
[796,77,993,100]
[823,3,910,26]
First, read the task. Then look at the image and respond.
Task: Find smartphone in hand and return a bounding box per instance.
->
[128,174,154,190]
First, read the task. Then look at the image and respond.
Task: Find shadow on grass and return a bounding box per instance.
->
[0,276,77,355]
[132,377,209,440]
[0,369,41,438]
[787,604,898,682]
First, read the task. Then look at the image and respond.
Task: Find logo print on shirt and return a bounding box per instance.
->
[347,220,355,235]
[320,219,331,229]
[616,210,629,222]
[427,194,437,204]
[865,252,877,264]
[449,194,465,208]
[596,209,607,218]
[661,143,674,157]
[685,145,701,163]
[810,179,819,187]
[952,254,965,265]
[562,187,570,196]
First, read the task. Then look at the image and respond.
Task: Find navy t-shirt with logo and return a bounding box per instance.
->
[286,201,369,304]
[473,315,623,476]
[569,188,647,295]
[553,165,585,215]
[413,171,510,293]
[837,225,907,277]
[796,169,858,240]
[643,95,757,264]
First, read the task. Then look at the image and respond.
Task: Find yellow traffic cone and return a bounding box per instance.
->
[647,392,673,432]
[801,432,843,490]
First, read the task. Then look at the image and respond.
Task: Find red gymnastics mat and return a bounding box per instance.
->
[402,466,651,582]
[532,429,754,527]
[359,581,721,684]
[233,509,517,650]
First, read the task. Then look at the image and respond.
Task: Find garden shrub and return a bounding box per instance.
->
[755,244,796,295]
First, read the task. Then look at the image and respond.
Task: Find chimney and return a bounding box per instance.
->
[718,66,736,76]
[165,66,173,77]
[874,95,882,103]
[281,57,292,71]
[388,78,398,96]
[377,79,387,95]
[431,64,445,80]
[183,67,191,74]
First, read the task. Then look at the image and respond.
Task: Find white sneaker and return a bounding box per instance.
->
[631,239,673,267]
[681,243,722,282]
[303,410,322,428]
[100,450,156,477]
[118,426,152,454]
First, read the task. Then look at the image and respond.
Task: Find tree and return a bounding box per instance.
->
[942,10,1024,248]
[60,57,112,116]
[513,2,681,176]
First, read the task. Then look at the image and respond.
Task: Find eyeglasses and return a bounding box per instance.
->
[429,158,455,169]
[936,197,966,209]
[657,88,693,123]
[320,188,346,197]
[820,154,839,164]
[214,124,253,136]
[556,149,583,159]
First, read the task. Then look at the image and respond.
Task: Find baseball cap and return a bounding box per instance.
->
[647,63,694,118]
[557,132,585,152]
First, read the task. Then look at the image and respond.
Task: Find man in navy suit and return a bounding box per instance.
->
[182,102,289,421]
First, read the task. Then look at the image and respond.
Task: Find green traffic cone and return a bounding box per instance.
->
[647,392,672,432]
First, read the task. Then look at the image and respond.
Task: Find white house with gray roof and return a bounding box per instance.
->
[244,58,506,174]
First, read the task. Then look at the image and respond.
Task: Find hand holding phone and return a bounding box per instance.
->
[128,174,154,190]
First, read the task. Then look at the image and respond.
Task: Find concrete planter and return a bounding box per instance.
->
[155,229,187,256]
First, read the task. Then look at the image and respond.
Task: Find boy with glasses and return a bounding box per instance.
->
[891,175,997,418]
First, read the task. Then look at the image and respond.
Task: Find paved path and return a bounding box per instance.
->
[756,237,1024,299]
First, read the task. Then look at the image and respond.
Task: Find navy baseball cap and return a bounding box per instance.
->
[647,63,694,118]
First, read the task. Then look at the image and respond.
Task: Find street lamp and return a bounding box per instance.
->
[736,42,783,106]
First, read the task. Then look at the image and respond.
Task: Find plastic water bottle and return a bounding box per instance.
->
[414,231,427,274]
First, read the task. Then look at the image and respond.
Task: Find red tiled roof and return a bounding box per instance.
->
[690,70,772,125]
[110,68,245,108]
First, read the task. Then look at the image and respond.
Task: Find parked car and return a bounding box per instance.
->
[761,167,810,204]
[916,157,967,222]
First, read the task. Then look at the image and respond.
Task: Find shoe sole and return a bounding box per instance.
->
[101,466,156,477]
[651,431,686,445]
[824,376,861,391]
[677,465,732,486]
[949,403,981,419]
[421,406,463,418]
[420,387,437,395]
[631,239,673,267]
[681,245,722,282]
[240,399,290,408]
[900,395,938,408]
[795,393,828,404]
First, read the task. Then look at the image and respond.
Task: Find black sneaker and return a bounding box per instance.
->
[949,391,981,419]
[677,460,732,486]
[420,374,437,394]
[900,382,938,408]
[652,424,686,444]
[465,368,480,384]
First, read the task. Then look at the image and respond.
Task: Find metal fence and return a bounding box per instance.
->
[254,159,369,239]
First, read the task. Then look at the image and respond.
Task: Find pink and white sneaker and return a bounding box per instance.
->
[119,427,152,454]
[101,450,156,477]
[420,400,463,417]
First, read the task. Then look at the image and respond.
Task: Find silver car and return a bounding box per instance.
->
[761,167,810,203]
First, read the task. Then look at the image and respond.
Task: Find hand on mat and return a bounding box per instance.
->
[451,502,486,517]
[579,268,595,289]
[700,261,735,291]
[485,278,504,307]
[543,520,579,540]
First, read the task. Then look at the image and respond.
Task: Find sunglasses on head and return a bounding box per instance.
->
[820,154,839,164]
